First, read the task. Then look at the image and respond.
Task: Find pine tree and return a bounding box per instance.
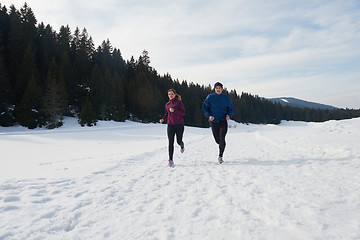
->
[42,58,68,128]
[88,64,103,118]
[138,50,150,70]
[37,23,57,80]
[14,44,39,109]
[108,72,126,121]
[96,39,113,73]
[102,69,113,119]
[19,3,37,48]
[129,71,157,121]
[78,97,97,127]
[72,28,94,84]
[112,48,126,76]
[57,25,71,55]
[0,53,15,126]
[0,28,10,104]
[59,52,76,109]
[17,75,43,129]
[1,5,16,126]
[7,5,24,98]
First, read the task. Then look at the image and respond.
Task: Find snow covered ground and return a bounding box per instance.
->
[1,117,360,240]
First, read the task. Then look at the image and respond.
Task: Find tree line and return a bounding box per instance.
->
[1,3,359,129]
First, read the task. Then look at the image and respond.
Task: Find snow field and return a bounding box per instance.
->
[1,118,359,239]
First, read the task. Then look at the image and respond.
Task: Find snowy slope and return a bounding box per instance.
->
[268,97,338,110]
[1,118,360,240]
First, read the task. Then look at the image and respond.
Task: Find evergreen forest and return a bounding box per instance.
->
[1,3,359,129]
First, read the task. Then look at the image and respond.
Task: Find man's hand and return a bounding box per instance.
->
[209,116,215,121]
[226,115,230,120]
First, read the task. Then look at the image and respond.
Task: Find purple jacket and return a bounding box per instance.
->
[161,97,186,125]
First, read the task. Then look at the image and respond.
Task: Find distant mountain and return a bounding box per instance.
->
[268,97,338,110]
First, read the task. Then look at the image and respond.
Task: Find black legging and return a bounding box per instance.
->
[210,120,228,157]
[167,124,184,160]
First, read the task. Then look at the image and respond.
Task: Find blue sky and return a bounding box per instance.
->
[3,0,360,109]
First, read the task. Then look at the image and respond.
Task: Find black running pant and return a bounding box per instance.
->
[167,124,184,160]
[210,120,228,157]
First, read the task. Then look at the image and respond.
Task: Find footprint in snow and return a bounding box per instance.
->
[3,196,21,202]
[1,205,19,211]
[31,197,53,203]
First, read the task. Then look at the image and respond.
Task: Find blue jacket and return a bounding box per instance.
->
[202,93,234,122]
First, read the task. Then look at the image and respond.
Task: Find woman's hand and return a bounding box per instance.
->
[159,119,164,123]
[169,108,174,112]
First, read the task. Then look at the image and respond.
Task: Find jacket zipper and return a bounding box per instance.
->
[170,100,173,125]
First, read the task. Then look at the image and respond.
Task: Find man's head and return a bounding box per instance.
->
[214,82,223,94]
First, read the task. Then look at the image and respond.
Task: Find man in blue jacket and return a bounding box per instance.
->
[202,82,234,164]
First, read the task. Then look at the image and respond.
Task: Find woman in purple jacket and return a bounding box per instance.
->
[160,89,186,167]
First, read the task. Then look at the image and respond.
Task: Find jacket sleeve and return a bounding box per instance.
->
[227,97,234,118]
[161,105,168,122]
[202,96,211,118]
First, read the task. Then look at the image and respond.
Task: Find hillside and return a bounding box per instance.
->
[268,97,338,110]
